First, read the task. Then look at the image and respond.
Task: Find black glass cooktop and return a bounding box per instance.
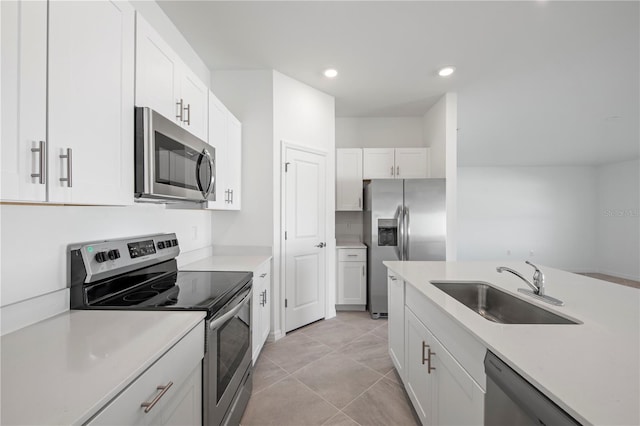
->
[83,260,251,315]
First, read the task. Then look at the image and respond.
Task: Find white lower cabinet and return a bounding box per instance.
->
[404,307,484,426]
[387,271,405,380]
[336,248,367,308]
[88,322,204,426]
[252,259,272,363]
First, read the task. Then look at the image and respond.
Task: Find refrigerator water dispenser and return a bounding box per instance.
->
[377,219,397,246]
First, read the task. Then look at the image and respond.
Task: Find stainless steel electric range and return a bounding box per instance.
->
[68,233,252,426]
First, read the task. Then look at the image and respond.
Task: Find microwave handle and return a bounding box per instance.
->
[196,148,215,200]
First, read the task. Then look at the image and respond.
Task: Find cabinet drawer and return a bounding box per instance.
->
[88,321,205,425]
[338,248,366,262]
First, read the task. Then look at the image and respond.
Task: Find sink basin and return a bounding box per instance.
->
[430,281,579,325]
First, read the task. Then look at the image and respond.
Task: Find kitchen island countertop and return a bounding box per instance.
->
[181,255,271,272]
[384,260,640,426]
[1,310,205,425]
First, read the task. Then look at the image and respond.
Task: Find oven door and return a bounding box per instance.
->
[205,286,252,426]
[135,107,215,202]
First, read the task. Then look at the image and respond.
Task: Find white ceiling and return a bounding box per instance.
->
[158,1,639,166]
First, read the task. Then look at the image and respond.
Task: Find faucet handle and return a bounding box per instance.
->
[525,261,545,288]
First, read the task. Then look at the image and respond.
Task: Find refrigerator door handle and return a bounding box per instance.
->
[403,206,410,260]
[394,205,403,261]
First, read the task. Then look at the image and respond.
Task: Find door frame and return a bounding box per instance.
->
[278,140,333,335]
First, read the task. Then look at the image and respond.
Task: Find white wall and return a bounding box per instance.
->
[210,70,274,247]
[422,97,446,178]
[0,203,213,334]
[457,166,598,272]
[596,159,640,280]
[130,1,210,85]
[336,117,424,149]
[273,71,336,331]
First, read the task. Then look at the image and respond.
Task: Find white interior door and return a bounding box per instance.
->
[284,145,326,332]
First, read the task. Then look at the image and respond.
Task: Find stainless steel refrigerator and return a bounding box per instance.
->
[364,179,446,318]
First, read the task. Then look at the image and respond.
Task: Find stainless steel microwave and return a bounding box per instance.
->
[135,107,215,203]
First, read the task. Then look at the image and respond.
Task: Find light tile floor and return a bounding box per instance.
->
[241,312,419,426]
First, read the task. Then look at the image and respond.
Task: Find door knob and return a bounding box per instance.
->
[315,242,326,248]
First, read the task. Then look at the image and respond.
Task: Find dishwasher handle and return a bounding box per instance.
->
[484,351,580,426]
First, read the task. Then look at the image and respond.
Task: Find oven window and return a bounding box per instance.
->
[154,131,200,190]
[217,301,250,402]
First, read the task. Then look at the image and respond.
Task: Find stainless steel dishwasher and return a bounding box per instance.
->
[484,351,581,426]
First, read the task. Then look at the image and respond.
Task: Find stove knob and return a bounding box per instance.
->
[108,249,120,260]
[95,251,108,263]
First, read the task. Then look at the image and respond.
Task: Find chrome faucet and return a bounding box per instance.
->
[496,261,544,295]
[496,261,564,306]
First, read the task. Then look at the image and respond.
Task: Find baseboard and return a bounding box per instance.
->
[269,329,285,341]
[336,304,366,311]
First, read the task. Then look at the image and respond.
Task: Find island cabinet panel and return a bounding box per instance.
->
[405,308,484,426]
[87,322,204,426]
[387,270,405,379]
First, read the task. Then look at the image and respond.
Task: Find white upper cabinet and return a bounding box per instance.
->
[1,0,48,202]
[48,0,135,205]
[363,148,430,179]
[135,14,208,142]
[362,148,395,179]
[204,91,242,211]
[2,0,134,205]
[336,148,363,211]
[395,148,429,178]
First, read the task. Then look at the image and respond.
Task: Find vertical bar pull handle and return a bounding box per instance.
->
[59,148,72,187]
[184,103,191,125]
[390,165,394,176]
[176,99,184,121]
[427,346,436,374]
[362,265,365,276]
[397,165,400,176]
[358,197,361,208]
[31,141,46,184]
[422,341,428,365]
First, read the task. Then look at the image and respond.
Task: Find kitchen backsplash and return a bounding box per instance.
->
[335,211,363,242]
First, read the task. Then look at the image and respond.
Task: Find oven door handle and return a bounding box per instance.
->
[209,289,252,331]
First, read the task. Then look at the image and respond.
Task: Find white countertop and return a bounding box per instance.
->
[336,241,367,249]
[1,310,205,425]
[181,255,271,272]
[383,261,640,426]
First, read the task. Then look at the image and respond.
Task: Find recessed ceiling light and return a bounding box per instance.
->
[324,68,338,78]
[438,66,456,77]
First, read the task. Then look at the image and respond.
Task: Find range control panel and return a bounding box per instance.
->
[72,233,180,283]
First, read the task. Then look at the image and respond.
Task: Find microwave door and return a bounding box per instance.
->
[196,148,215,200]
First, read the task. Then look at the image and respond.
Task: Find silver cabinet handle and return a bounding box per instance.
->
[264,289,267,305]
[183,103,191,125]
[390,165,394,176]
[141,381,173,413]
[421,341,436,374]
[59,148,72,187]
[397,165,400,176]
[30,141,46,184]
[347,254,358,257]
[260,273,267,278]
[176,99,184,121]
[389,275,397,281]
[362,265,365,276]
[358,197,361,208]
[230,189,233,204]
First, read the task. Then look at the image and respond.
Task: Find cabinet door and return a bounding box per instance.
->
[429,324,484,426]
[336,148,363,211]
[48,0,134,205]
[161,365,202,426]
[388,271,405,379]
[395,148,429,178]
[135,14,181,125]
[180,69,208,142]
[226,114,242,210]
[363,148,395,179]
[1,0,47,202]
[205,92,228,210]
[405,308,433,425]
[337,261,366,305]
[259,265,271,345]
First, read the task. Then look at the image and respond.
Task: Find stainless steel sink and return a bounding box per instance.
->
[430,281,579,325]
